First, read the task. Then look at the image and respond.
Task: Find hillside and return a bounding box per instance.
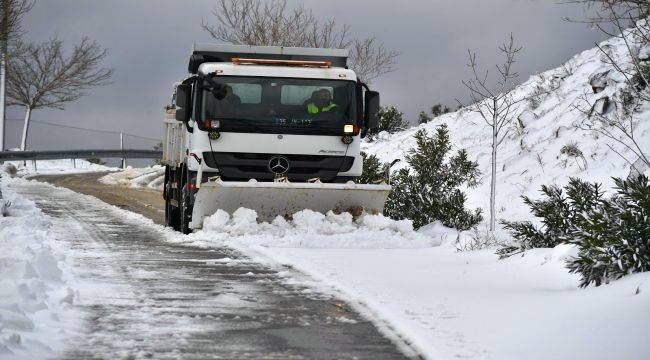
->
[363,31,650,228]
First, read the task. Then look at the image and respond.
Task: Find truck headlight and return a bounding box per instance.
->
[343,124,359,136]
[205,119,221,129]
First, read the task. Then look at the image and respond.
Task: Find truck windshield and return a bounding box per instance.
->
[201,76,357,135]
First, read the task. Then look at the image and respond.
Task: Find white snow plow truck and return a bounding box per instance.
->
[162,44,391,233]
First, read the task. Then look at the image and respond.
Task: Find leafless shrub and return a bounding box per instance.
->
[560,142,588,170]
[6,37,113,150]
[560,60,577,78]
[456,225,506,252]
[536,152,546,171]
[573,93,649,171]
[459,33,541,232]
[202,0,400,83]
[529,88,544,110]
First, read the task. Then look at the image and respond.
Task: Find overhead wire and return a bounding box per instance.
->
[4,118,161,142]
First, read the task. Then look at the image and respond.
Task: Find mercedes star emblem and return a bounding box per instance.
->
[268,155,290,175]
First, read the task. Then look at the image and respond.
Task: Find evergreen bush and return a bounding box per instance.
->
[418,111,432,125]
[384,125,482,230]
[501,175,650,287]
[366,106,410,140]
[566,175,649,287]
[357,152,388,184]
[498,179,603,258]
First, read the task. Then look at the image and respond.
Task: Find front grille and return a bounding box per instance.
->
[203,152,354,182]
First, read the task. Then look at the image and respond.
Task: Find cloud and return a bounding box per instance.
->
[4,0,605,150]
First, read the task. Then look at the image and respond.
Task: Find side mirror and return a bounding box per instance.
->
[365,91,380,130]
[175,84,192,123]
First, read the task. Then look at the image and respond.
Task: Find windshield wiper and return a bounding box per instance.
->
[204,73,227,99]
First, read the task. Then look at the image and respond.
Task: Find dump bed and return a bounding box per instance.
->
[162,109,186,167]
[188,43,348,73]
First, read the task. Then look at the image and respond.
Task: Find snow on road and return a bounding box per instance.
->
[2,174,414,359]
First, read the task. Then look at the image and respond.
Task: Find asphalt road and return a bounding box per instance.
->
[15,172,414,359]
[32,172,166,225]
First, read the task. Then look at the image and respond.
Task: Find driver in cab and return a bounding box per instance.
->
[306,89,337,115]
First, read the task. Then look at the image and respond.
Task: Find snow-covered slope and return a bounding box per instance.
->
[364,33,650,225]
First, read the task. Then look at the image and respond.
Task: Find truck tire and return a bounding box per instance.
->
[179,184,193,234]
[164,182,180,231]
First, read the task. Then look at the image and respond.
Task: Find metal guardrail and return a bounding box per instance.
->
[0,149,162,161]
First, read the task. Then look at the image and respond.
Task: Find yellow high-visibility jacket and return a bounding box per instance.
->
[307,102,338,114]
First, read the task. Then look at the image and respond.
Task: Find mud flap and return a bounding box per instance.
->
[189,180,391,229]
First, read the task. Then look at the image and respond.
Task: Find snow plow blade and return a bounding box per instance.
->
[189,180,391,229]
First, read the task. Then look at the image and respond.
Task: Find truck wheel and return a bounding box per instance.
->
[179,184,193,234]
[164,182,180,231]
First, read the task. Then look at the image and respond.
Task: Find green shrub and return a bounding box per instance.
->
[430,104,450,117]
[566,175,649,287]
[418,111,432,125]
[366,106,410,140]
[357,152,388,184]
[498,179,603,258]
[384,124,482,230]
[501,175,650,287]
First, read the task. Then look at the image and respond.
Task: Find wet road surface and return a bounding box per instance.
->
[31,172,166,225]
[12,175,414,359]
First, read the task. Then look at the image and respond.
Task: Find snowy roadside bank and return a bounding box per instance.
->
[5,159,113,177]
[252,244,650,360]
[0,174,81,359]
[178,209,650,360]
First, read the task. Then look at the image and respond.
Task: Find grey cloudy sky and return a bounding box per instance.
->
[4,0,606,151]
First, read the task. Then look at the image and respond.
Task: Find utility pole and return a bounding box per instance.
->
[0,0,7,152]
[120,131,126,168]
[0,53,5,152]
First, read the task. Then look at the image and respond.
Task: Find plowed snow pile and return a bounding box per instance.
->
[0,175,80,358]
[99,165,164,191]
[183,208,440,249]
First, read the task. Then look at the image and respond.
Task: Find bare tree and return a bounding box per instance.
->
[563,0,650,173]
[1,0,33,151]
[202,0,399,83]
[0,0,33,49]
[460,34,528,232]
[6,37,113,150]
